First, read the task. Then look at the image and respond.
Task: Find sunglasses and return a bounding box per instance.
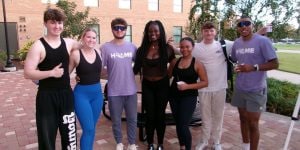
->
[237,21,252,27]
[112,26,127,31]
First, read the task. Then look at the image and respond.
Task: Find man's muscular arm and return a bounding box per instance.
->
[24,40,63,80]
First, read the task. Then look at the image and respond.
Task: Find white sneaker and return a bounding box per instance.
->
[127,144,137,150]
[195,141,208,150]
[242,143,250,150]
[213,144,222,150]
[116,143,124,150]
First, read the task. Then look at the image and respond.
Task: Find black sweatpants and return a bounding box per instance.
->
[142,76,169,145]
[170,96,197,150]
[36,88,77,150]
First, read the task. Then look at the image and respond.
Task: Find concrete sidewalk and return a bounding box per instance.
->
[0,71,300,150]
[277,50,300,53]
[267,70,300,85]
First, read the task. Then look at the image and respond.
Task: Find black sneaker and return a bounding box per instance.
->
[148,144,155,150]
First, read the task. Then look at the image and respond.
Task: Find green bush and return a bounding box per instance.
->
[0,50,7,65]
[267,78,300,116]
[17,41,34,61]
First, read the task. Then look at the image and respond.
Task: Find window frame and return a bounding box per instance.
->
[172,26,182,44]
[124,25,132,42]
[41,0,58,4]
[89,24,100,44]
[173,0,182,13]
[148,0,159,11]
[84,0,99,7]
[119,0,131,9]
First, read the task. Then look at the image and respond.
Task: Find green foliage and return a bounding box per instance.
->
[55,0,99,39]
[0,50,7,65]
[187,0,298,41]
[187,0,219,40]
[267,78,300,116]
[17,41,34,61]
[222,28,237,41]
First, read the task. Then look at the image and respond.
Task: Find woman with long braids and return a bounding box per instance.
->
[133,20,175,150]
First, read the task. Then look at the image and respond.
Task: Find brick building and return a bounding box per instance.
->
[0,0,193,52]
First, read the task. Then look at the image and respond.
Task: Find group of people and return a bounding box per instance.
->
[24,8,278,150]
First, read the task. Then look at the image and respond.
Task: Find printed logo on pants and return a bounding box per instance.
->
[63,112,76,150]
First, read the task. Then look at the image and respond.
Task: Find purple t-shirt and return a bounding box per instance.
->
[101,41,137,96]
[231,34,277,92]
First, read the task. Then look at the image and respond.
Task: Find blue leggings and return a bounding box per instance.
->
[74,83,103,150]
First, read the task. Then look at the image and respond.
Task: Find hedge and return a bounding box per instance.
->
[267,78,300,116]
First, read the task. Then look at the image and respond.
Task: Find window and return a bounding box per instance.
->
[124,25,132,42]
[148,0,159,11]
[173,0,182,13]
[43,27,47,36]
[173,26,182,43]
[119,0,131,9]
[90,24,100,43]
[84,0,99,7]
[41,0,58,4]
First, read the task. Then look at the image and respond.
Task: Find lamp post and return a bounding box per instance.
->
[2,0,16,72]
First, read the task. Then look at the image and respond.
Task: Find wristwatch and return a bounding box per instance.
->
[253,64,259,71]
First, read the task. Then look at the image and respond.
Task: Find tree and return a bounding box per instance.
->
[227,0,297,40]
[187,0,298,41]
[55,0,99,39]
[296,1,300,39]
[187,0,221,40]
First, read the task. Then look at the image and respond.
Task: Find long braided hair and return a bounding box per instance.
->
[133,20,169,74]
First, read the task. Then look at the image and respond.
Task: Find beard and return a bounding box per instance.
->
[113,34,126,39]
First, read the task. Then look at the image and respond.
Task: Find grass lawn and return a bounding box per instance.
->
[277,53,300,74]
[274,43,300,50]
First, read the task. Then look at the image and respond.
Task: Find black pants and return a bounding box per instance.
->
[170,96,197,150]
[36,88,77,150]
[142,76,169,145]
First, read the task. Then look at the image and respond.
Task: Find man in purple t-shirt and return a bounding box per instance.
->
[100,18,138,150]
[231,16,279,150]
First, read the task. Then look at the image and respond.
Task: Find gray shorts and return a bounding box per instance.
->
[231,88,267,112]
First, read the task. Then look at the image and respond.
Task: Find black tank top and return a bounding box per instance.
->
[170,57,198,97]
[38,37,70,90]
[142,46,175,78]
[76,49,102,85]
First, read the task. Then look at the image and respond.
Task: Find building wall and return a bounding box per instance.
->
[0,0,192,49]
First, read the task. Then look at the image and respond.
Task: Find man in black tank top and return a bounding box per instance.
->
[24,9,80,150]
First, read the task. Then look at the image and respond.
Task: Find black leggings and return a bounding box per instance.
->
[170,96,197,150]
[36,88,77,150]
[142,76,169,145]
